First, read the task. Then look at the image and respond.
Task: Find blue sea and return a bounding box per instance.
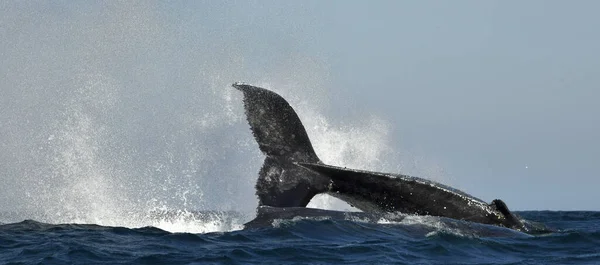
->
[1,211,599,264]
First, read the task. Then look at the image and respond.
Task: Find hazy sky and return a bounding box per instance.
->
[206,0,598,210]
[1,1,598,216]
[173,1,600,210]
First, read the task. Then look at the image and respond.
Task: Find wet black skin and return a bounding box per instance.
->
[232,82,550,234]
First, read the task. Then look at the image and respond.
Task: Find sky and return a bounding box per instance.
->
[0,0,598,221]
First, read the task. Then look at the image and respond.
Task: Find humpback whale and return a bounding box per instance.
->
[232,82,549,234]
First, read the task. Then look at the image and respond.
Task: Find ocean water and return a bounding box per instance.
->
[1,211,599,264]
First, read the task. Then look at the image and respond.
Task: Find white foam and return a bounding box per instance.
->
[146,210,245,234]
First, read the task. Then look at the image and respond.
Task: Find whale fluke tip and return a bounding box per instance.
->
[232,82,251,90]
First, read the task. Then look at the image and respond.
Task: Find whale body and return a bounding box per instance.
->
[232,82,550,234]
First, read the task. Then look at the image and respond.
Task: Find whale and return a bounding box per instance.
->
[232,82,550,234]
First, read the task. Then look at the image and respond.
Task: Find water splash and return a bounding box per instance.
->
[0,2,423,233]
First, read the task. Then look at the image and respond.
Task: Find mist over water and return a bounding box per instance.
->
[0,2,414,232]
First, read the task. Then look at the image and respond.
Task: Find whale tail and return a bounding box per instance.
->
[233,83,330,207]
[233,83,553,234]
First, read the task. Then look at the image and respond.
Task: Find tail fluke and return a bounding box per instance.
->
[233,83,320,163]
[233,83,329,207]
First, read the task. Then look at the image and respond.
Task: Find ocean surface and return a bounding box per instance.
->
[1,210,599,265]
